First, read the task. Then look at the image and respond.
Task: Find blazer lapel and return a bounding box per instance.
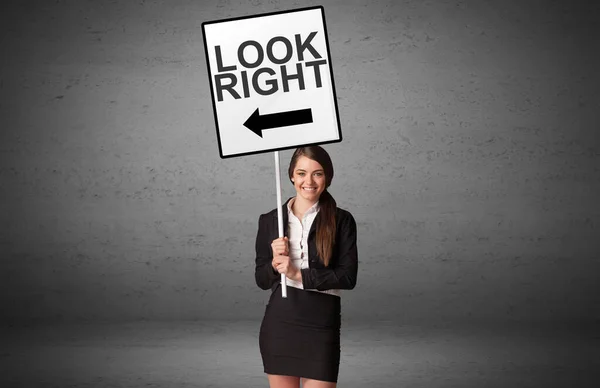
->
[272,197,293,238]
[308,211,319,237]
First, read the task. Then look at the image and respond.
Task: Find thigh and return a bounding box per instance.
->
[301,377,336,388]
[267,374,300,388]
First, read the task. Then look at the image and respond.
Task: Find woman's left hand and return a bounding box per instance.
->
[272,254,301,282]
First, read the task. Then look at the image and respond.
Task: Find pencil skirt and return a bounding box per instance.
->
[259,283,341,383]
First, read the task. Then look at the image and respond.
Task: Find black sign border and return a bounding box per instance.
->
[202,5,343,159]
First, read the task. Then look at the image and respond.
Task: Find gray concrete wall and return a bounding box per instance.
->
[1,0,598,325]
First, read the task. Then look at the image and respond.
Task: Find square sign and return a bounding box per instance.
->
[202,6,342,158]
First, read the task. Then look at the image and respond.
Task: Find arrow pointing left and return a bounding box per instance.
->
[244,108,313,138]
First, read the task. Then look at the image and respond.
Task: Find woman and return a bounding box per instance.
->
[254,146,358,388]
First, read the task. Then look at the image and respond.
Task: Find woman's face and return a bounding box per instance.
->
[291,155,326,203]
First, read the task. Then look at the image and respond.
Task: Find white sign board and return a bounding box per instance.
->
[202,6,342,158]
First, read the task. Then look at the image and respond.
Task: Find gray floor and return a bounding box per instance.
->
[2,320,598,388]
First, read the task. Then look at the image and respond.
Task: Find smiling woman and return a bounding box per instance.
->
[254,145,359,388]
[291,156,325,208]
[288,148,336,268]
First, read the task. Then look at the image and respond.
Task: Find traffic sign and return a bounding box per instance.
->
[202,6,342,158]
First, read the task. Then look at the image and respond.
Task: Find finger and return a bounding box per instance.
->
[273,256,287,265]
[272,243,283,250]
[276,255,287,262]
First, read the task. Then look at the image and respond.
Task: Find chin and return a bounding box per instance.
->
[302,192,321,200]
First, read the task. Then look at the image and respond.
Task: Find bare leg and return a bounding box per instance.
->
[267,374,301,388]
[301,377,336,388]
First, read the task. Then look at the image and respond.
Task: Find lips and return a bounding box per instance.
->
[302,187,317,191]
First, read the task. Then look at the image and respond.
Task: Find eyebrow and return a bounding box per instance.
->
[296,169,324,173]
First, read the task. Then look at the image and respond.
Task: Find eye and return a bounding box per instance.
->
[314,172,323,177]
[297,172,305,176]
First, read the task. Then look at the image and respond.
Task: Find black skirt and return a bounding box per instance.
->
[259,283,342,383]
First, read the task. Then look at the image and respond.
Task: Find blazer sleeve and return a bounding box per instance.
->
[301,212,358,291]
[255,214,280,290]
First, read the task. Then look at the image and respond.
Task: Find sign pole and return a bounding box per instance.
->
[274,151,288,298]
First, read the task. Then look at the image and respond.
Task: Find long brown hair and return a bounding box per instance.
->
[288,146,337,267]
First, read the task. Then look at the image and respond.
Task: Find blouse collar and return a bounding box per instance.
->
[287,197,320,216]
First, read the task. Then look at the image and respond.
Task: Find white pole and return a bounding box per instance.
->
[274,151,287,298]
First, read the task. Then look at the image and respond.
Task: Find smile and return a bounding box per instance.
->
[302,187,317,191]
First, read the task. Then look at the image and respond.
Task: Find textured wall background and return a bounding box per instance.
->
[1,0,598,325]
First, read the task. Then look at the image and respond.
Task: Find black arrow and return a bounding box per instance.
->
[244,108,313,137]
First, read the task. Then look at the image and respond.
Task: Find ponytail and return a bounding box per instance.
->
[316,189,336,267]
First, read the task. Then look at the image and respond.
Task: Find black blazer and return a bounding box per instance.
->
[254,197,358,292]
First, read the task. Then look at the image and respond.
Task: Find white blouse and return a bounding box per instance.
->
[285,198,341,297]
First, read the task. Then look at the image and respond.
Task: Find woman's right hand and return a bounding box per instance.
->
[271,237,300,280]
[271,237,289,258]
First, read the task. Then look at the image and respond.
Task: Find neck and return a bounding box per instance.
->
[291,196,317,218]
